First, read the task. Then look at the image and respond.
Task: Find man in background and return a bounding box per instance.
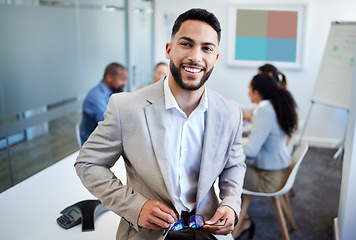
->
[79,62,128,145]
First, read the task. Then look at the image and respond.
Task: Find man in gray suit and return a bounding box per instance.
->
[75,8,246,240]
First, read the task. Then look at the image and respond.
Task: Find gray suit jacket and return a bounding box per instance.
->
[75,80,246,240]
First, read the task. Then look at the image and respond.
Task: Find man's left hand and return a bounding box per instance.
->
[203,206,236,235]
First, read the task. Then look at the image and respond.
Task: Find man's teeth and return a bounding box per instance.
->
[184,67,201,73]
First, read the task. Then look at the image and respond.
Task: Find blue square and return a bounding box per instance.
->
[266,38,296,62]
[235,37,267,61]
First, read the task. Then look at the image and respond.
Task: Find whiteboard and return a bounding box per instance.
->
[312,22,356,110]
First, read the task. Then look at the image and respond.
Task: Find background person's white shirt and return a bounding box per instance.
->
[243,100,291,170]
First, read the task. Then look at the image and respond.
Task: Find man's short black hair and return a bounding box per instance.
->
[171,8,221,44]
[103,62,126,78]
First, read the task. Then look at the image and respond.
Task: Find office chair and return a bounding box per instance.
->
[233,142,309,240]
[75,123,82,148]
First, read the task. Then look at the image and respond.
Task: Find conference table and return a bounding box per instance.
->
[0,151,126,240]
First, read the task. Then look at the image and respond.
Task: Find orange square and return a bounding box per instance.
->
[267,11,298,39]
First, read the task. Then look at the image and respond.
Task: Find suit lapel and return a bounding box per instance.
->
[144,83,175,205]
[196,92,223,204]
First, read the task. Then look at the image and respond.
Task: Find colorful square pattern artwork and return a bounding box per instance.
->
[235,9,298,62]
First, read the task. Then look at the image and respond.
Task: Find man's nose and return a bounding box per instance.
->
[188,47,202,62]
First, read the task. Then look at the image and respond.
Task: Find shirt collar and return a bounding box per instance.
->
[164,76,208,113]
[253,99,270,115]
[99,81,113,96]
[257,99,270,107]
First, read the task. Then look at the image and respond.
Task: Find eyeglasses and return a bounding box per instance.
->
[170,214,228,231]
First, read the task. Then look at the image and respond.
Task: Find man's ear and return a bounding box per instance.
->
[165,43,171,60]
[105,74,113,84]
[216,52,219,61]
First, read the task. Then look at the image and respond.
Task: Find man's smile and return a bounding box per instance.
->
[183,66,203,73]
[181,63,205,76]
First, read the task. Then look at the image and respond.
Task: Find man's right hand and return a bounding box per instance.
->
[138,200,178,230]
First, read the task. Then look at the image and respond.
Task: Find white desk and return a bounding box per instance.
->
[0,151,126,240]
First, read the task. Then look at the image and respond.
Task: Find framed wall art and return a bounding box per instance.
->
[227,4,306,69]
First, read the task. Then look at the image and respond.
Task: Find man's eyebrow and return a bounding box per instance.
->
[202,41,217,48]
[178,36,194,43]
[178,36,217,48]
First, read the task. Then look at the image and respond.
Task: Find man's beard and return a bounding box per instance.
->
[111,85,125,93]
[170,60,213,91]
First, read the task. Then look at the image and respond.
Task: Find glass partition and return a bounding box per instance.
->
[127,0,154,90]
[0,0,153,193]
[0,73,13,192]
[79,1,127,94]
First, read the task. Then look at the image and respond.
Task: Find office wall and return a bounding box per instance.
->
[154,0,356,148]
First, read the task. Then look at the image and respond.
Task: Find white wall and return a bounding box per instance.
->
[154,0,356,148]
[335,47,356,240]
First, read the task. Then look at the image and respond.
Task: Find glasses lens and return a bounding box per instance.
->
[189,215,204,229]
[171,219,184,231]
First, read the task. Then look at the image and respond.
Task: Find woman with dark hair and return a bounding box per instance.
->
[243,64,288,123]
[258,63,288,89]
[235,74,298,239]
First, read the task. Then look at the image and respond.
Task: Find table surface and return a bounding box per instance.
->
[0,151,127,240]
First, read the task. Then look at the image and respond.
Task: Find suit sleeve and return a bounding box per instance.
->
[218,103,246,217]
[75,94,148,231]
[243,106,273,157]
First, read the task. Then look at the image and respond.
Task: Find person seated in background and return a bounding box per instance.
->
[235,74,298,239]
[258,63,288,89]
[151,62,169,84]
[79,62,128,145]
[140,62,169,88]
[243,63,288,123]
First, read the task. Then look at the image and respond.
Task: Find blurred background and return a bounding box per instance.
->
[0,0,154,192]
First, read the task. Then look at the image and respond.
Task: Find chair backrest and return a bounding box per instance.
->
[280,142,309,194]
[242,142,309,197]
[286,132,297,155]
[286,119,304,155]
[75,123,82,147]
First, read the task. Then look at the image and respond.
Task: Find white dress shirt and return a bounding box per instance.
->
[163,77,208,213]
